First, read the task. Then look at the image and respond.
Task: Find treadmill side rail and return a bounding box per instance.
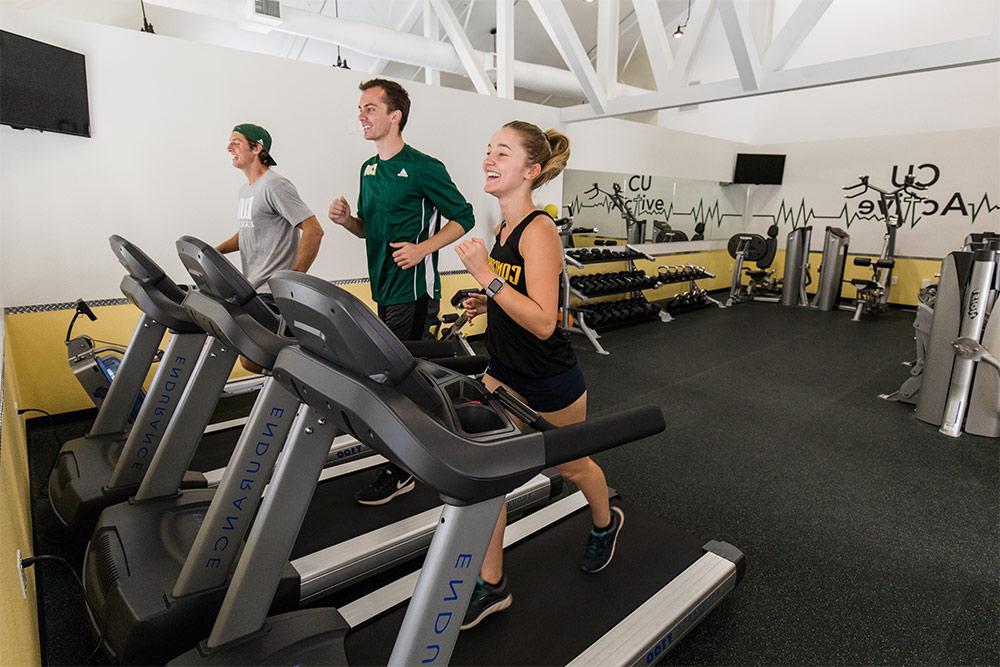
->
[567,551,739,667]
[294,471,560,602]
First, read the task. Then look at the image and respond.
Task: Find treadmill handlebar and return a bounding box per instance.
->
[541,405,665,467]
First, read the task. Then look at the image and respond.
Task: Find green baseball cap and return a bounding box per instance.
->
[232,123,277,165]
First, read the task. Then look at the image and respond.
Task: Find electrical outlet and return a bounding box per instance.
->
[891,276,898,285]
[16,549,27,599]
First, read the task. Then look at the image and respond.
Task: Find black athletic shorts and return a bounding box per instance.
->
[377,295,430,342]
[486,357,586,413]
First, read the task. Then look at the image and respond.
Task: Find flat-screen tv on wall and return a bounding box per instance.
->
[733,153,785,185]
[0,30,91,137]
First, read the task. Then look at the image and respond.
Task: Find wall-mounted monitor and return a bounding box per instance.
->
[733,153,785,185]
[0,30,91,137]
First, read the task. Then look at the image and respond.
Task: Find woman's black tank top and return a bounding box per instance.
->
[486,210,577,378]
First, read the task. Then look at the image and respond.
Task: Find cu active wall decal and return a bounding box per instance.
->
[563,164,999,240]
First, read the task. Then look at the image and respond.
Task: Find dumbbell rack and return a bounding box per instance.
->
[561,245,666,355]
[655,265,725,318]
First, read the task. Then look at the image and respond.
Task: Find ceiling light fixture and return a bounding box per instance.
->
[332,0,349,69]
[139,0,155,33]
[673,0,692,38]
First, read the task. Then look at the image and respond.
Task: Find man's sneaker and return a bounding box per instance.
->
[580,506,625,573]
[355,465,415,506]
[461,576,512,630]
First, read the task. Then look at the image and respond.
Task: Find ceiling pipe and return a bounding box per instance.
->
[144,0,652,100]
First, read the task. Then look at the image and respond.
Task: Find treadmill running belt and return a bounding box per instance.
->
[187,391,260,471]
[346,503,707,666]
[290,471,444,560]
[187,428,244,472]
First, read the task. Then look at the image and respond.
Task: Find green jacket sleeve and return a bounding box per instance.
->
[355,163,367,222]
[419,158,475,232]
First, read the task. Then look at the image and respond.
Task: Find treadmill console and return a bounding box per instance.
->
[269,272,522,444]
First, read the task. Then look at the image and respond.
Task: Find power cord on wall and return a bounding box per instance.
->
[18,408,65,501]
[17,408,62,447]
[20,554,106,663]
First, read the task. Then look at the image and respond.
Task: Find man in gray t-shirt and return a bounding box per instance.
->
[216,123,324,292]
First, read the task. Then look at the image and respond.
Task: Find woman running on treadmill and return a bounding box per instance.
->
[454,121,623,630]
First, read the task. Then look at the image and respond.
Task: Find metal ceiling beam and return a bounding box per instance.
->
[561,34,1000,122]
[761,0,833,72]
[371,0,424,75]
[428,0,495,94]
[527,0,607,113]
[665,0,717,88]
[631,0,674,92]
[423,0,440,85]
[596,0,621,99]
[143,0,653,99]
[496,0,515,98]
[718,0,762,90]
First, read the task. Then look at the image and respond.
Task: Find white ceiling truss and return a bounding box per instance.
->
[112,0,1000,123]
[526,0,607,113]
[427,0,494,93]
[561,0,1000,122]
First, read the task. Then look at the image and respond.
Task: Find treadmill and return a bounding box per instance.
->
[171,273,744,666]
[84,238,561,664]
[49,236,262,541]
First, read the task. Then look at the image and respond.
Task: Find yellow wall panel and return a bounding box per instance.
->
[734,249,940,307]
[0,334,43,666]
[2,250,938,418]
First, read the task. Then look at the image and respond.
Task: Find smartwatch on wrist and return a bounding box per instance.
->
[485,277,506,298]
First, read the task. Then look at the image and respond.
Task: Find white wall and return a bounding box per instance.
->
[750,127,1000,256]
[0,7,571,306]
[568,116,750,182]
[0,7,750,308]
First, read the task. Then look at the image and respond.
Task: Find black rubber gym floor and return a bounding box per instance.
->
[24,304,999,665]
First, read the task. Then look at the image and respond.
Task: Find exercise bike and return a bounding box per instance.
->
[725,225,781,305]
[842,174,927,321]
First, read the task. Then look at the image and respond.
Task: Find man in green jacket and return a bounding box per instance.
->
[328,78,475,505]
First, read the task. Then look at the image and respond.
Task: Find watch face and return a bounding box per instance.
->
[488,278,504,295]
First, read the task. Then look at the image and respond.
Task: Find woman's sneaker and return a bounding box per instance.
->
[580,506,624,573]
[460,576,512,630]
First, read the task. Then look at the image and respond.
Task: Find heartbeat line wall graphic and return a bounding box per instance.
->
[757,192,1000,230]
[970,193,1000,224]
[561,168,1000,249]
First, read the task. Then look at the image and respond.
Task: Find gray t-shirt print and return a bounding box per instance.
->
[236,169,314,291]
